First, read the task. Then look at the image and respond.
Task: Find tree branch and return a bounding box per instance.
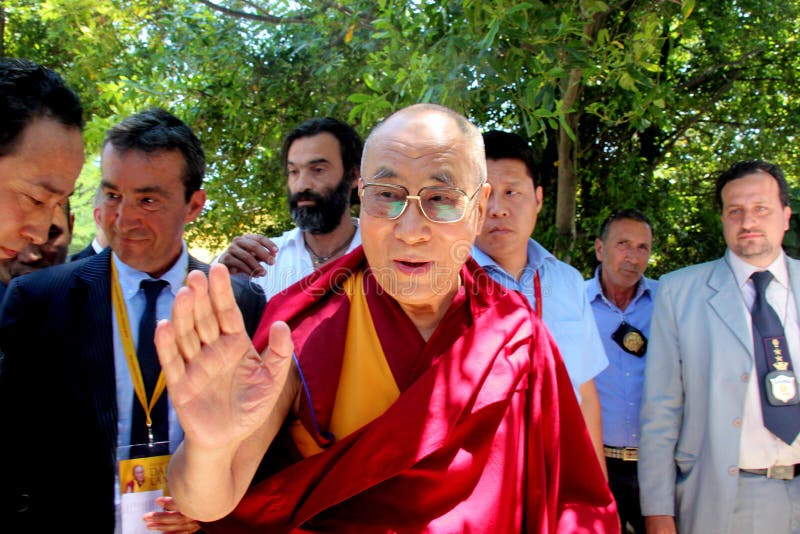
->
[661,69,745,155]
[679,48,763,91]
[197,0,314,24]
[198,0,374,30]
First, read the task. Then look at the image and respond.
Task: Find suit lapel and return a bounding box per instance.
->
[708,258,753,357]
[75,249,118,458]
[787,257,800,320]
[188,255,209,275]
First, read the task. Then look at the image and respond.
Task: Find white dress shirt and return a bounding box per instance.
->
[726,249,800,468]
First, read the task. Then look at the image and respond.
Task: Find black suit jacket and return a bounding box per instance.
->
[0,248,265,531]
[68,242,99,262]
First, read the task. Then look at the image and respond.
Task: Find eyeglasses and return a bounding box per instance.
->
[359,180,484,223]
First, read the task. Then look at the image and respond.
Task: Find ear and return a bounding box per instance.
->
[184,189,207,223]
[68,213,76,235]
[473,182,492,236]
[534,186,543,215]
[595,238,604,262]
[784,204,792,231]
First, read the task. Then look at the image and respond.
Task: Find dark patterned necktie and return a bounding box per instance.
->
[130,279,169,452]
[750,270,800,445]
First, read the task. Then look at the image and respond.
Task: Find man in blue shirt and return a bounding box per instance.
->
[473,130,609,477]
[586,209,657,534]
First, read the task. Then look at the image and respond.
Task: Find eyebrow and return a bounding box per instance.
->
[370,166,455,187]
[288,157,331,167]
[35,180,73,197]
[100,180,169,196]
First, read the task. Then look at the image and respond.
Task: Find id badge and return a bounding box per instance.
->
[765,370,800,406]
[117,442,171,534]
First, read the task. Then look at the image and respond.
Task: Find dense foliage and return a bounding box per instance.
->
[3,0,799,276]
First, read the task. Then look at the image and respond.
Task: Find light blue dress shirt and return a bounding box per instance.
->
[112,245,188,457]
[472,239,609,399]
[586,266,658,447]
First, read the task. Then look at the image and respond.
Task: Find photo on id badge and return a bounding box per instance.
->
[118,443,171,534]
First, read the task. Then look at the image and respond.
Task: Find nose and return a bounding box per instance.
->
[394,197,431,244]
[293,169,316,194]
[20,207,54,246]
[115,198,139,232]
[487,194,508,218]
[741,207,759,228]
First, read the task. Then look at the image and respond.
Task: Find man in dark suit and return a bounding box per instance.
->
[0,109,265,532]
[69,186,108,261]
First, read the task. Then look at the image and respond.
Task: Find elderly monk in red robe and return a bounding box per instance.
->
[155,104,618,532]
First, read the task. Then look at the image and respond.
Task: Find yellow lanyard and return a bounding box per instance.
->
[110,260,168,444]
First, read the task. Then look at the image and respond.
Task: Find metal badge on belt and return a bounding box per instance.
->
[612,321,647,357]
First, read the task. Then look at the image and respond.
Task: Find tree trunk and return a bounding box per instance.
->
[553,9,610,262]
[0,1,5,58]
[554,67,582,263]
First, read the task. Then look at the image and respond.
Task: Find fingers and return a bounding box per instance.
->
[144,513,200,532]
[188,270,221,346]
[155,319,185,391]
[144,497,201,533]
[171,281,202,361]
[251,235,279,257]
[267,321,294,360]
[217,250,254,276]
[208,263,247,337]
[261,321,295,388]
[155,495,178,511]
[219,234,278,277]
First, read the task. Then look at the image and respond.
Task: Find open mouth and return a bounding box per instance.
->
[394,259,433,275]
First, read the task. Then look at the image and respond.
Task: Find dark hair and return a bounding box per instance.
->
[103,108,205,201]
[482,130,539,188]
[281,117,363,204]
[715,159,789,209]
[598,209,653,241]
[0,58,83,157]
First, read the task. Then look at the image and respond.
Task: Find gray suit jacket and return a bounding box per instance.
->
[639,253,800,534]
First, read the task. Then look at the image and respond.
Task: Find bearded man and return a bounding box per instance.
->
[217,117,362,299]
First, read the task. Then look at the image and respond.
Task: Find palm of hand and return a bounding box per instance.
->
[157,265,294,451]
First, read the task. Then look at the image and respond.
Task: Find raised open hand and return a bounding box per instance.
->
[155,263,294,450]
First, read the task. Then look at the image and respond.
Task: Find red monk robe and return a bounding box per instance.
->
[206,247,617,533]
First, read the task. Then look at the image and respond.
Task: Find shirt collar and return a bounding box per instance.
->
[726,248,789,291]
[283,227,305,249]
[472,238,556,276]
[286,220,363,253]
[113,242,189,300]
[91,238,105,254]
[587,265,654,307]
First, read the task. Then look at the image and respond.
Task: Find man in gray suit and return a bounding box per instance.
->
[639,160,800,534]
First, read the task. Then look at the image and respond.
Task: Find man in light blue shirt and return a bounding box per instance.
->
[586,209,657,534]
[473,130,608,477]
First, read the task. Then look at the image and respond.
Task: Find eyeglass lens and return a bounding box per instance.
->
[362,184,467,222]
